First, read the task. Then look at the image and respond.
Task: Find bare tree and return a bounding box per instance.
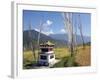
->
[78,14,85,48]
[62,12,74,56]
[73,16,78,54]
[28,21,36,61]
[37,21,43,62]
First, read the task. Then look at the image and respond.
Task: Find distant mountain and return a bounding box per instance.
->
[50,34,68,41]
[23,29,90,50]
[50,34,91,45]
[23,30,54,47]
[23,30,67,49]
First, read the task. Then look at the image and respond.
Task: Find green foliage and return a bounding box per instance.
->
[23,50,38,69]
[53,55,79,67]
[23,60,37,69]
[54,47,70,59]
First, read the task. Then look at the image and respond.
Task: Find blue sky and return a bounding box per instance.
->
[23,10,91,37]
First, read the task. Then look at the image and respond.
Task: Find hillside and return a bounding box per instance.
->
[50,34,91,45]
[23,30,67,49]
[23,29,91,50]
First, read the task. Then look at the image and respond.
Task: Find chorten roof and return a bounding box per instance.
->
[40,41,54,47]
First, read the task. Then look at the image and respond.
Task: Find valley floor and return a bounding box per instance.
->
[23,45,91,69]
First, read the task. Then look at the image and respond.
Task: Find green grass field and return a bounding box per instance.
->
[23,45,91,69]
[54,47,70,59]
[75,45,91,66]
[23,47,70,68]
[53,45,91,67]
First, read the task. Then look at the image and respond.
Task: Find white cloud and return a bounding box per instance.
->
[42,20,53,35]
[34,28,54,36]
[46,20,53,26]
[34,28,39,32]
[61,29,66,33]
[34,20,53,36]
[43,20,53,27]
[42,29,54,36]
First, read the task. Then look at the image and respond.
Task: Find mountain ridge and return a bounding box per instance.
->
[23,29,67,49]
[23,29,90,49]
